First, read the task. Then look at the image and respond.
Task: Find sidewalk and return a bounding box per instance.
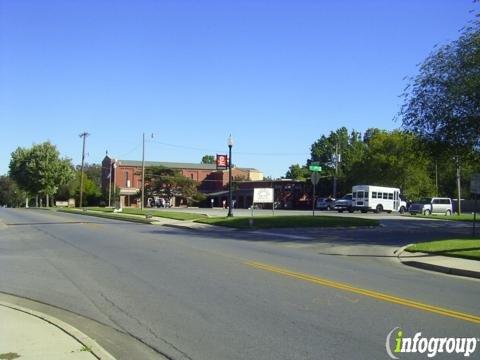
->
[0,302,115,360]
[397,247,480,279]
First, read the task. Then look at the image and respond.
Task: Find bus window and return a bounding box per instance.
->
[383,193,388,199]
[365,192,368,199]
[357,192,363,199]
[388,193,393,200]
[372,192,377,199]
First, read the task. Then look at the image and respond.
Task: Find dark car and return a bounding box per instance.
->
[334,193,354,213]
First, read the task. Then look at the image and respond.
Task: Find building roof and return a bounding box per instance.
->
[117,159,218,170]
[113,158,260,172]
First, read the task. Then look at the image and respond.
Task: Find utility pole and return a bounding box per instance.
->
[79,132,89,208]
[333,142,340,198]
[141,132,145,210]
[456,155,461,215]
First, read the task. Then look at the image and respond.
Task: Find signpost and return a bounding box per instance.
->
[470,174,480,237]
[252,188,275,216]
[309,163,322,216]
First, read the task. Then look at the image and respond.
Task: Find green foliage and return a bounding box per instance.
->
[196,215,379,229]
[0,176,25,207]
[400,15,480,151]
[9,142,74,197]
[285,164,309,180]
[352,130,435,199]
[201,155,215,164]
[308,127,367,195]
[144,166,201,205]
[287,127,460,199]
[56,170,102,205]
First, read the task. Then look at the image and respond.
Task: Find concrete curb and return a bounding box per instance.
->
[399,259,480,279]
[395,245,480,280]
[0,301,116,360]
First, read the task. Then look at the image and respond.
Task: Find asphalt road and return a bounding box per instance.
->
[0,208,478,360]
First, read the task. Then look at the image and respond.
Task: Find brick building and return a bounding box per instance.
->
[101,156,263,207]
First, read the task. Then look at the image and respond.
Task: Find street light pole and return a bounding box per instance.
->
[79,132,89,208]
[227,135,234,217]
[141,132,145,210]
[108,158,116,208]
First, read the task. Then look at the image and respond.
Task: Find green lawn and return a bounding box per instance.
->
[86,207,207,221]
[406,239,480,261]
[58,208,153,224]
[195,215,379,229]
[406,213,479,222]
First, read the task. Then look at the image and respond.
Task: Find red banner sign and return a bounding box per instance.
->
[216,154,228,169]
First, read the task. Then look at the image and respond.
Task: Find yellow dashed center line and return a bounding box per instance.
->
[245,261,480,324]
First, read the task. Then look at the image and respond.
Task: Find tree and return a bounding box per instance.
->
[310,127,367,196]
[144,166,202,205]
[285,164,309,180]
[201,155,215,164]
[0,176,25,207]
[9,142,74,206]
[400,14,480,212]
[351,131,435,199]
[57,170,102,206]
[400,20,480,150]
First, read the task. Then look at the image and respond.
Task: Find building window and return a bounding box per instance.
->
[125,171,130,187]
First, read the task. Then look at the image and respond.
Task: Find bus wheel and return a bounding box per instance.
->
[399,206,406,214]
[375,205,383,213]
[423,209,431,215]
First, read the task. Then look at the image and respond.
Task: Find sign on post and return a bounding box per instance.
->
[253,188,274,203]
[216,154,228,170]
[311,172,321,184]
[470,174,480,194]
[470,174,480,237]
[252,188,275,217]
[309,162,321,171]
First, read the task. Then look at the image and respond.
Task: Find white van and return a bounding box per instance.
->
[352,185,408,213]
[409,197,452,216]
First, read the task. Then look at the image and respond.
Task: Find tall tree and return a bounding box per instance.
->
[400,12,480,212]
[400,19,480,150]
[0,176,25,207]
[144,166,201,205]
[285,164,309,180]
[310,127,367,196]
[351,130,435,199]
[9,142,74,206]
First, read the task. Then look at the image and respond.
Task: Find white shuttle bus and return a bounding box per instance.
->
[352,185,407,214]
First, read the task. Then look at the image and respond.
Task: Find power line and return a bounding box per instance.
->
[148,139,308,157]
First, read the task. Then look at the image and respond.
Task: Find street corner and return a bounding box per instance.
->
[0,302,115,360]
[395,246,480,280]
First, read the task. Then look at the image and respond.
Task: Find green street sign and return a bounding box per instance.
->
[309,165,322,172]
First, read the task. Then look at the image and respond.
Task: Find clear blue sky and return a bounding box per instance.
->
[0,0,476,178]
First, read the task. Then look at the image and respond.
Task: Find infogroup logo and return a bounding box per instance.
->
[385,327,478,358]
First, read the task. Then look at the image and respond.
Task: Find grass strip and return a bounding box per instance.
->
[406,239,480,261]
[406,213,478,222]
[195,215,379,229]
[86,207,207,221]
[57,208,153,224]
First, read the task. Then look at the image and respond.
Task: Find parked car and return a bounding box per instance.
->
[409,197,452,216]
[334,193,353,213]
[316,197,336,210]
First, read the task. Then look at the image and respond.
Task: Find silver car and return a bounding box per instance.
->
[409,197,452,216]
